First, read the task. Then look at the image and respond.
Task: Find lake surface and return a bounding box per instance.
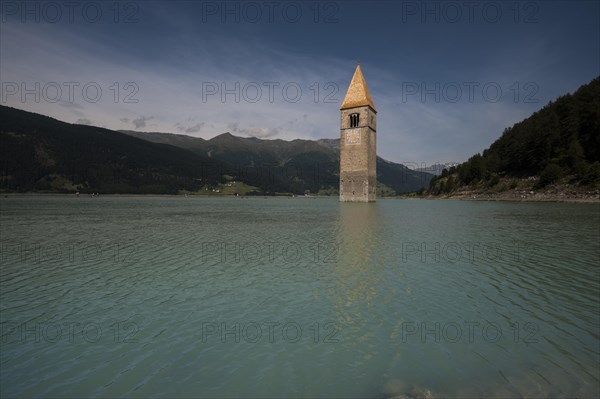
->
[1,196,599,398]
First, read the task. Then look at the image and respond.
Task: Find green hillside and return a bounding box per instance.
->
[0,106,432,195]
[430,76,600,193]
[0,106,218,194]
[121,130,432,194]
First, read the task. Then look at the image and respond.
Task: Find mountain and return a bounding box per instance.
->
[430,76,600,193]
[0,105,432,195]
[0,105,221,194]
[120,130,433,194]
[416,162,460,176]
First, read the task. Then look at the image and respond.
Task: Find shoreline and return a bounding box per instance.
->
[0,192,337,200]
[2,192,599,203]
[410,190,600,204]
[424,194,599,204]
[423,177,600,204]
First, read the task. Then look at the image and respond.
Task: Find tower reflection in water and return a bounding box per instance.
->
[330,201,394,332]
[327,202,421,397]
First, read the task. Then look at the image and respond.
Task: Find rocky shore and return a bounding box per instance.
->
[422,180,600,203]
[431,189,599,203]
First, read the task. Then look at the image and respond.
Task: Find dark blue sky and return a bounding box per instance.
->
[1,0,598,165]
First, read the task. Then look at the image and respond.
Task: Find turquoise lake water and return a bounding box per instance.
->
[1,196,599,398]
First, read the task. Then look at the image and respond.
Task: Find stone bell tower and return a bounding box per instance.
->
[339,65,377,202]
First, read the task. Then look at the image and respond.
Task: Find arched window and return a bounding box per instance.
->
[350,113,359,128]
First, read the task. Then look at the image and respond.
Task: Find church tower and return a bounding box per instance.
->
[339,65,377,202]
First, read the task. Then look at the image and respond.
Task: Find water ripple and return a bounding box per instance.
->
[0,197,598,398]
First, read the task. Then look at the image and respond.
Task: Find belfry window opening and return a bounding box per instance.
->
[350,113,359,128]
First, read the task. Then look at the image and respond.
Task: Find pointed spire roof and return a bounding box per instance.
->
[340,64,376,112]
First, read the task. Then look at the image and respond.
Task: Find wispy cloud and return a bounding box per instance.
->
[227,122,280,138]
[132,116,153,129]
[75,118,92,125]
[176,122,205,134]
